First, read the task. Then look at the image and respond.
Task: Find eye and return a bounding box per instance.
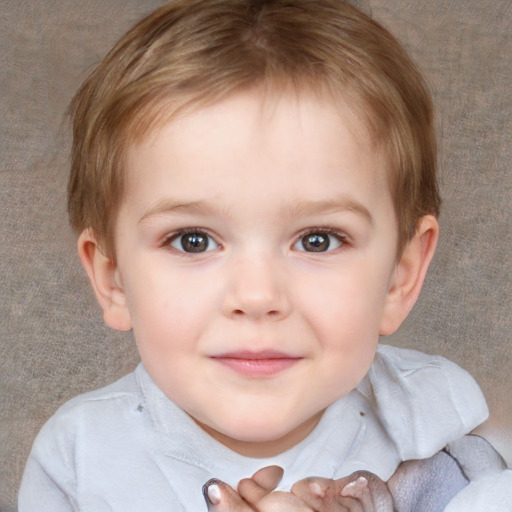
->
[293,230,345,253]
[169,230,219,253]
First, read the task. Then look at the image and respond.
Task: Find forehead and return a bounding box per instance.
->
[121,91,391,237]
[125,89,387,197]
[129,86,382,170]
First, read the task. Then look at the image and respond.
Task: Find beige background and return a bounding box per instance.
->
[0,1,510,510]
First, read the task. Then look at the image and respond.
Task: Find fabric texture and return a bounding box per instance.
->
[1,2,511,511]
[387,436,512,511]
[18,345,491,511]
[443,436,512,511]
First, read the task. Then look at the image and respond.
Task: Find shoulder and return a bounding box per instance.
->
[362,344,489,459]
[50,367,140,418]
[28,367,143,463]
[19,368,143,508]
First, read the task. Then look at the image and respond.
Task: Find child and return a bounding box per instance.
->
[18,1,511,510]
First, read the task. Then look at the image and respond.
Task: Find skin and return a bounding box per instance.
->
[205,437,507,511]
[78,88,438,458]
[203,466,393,511]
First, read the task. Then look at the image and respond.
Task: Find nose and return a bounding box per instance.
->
[222,254,291,321]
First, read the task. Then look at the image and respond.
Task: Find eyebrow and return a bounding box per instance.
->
[139,200,224,223]
[285,198,374,225]
[139,197,373,225]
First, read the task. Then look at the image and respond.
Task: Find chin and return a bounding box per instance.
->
[191,398,324,453]
[225,418,292,442]
[209,408,323,456]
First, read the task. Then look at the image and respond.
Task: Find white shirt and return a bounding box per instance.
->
[19,345,505,511]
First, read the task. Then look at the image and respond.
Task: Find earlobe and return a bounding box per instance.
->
[77,229,132,331]
[379,215,439,336]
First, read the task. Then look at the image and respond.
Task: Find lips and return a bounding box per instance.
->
[210,351,302,377]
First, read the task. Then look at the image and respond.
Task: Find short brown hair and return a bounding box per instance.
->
[68,0,440,259]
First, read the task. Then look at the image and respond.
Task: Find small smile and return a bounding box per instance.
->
[210,351,302,377]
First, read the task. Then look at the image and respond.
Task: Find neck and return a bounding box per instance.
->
[195,410,325,458]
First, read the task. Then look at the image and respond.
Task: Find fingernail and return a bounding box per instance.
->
[202,479,222,505]
[309,481,325,498]
[340,476,368,497]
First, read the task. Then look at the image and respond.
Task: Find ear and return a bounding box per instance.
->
[379,215,439,335]
[77,229,132,331]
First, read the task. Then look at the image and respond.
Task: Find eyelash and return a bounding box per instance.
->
[293,227,349,253]
[160,226,349,254]
[161,228,220,254]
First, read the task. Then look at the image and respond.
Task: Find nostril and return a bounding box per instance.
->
[231,308,281,318]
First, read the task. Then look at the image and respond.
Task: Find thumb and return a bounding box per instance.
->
[238,466,284,504]
[203,478,255,511]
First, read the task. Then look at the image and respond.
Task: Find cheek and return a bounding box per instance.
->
[300,269,389,335]
[296,267,388,384]
[126,269,220,349]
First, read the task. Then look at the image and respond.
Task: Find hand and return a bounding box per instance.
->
[291,471,394,512]
[203,466,394,512]
[203,466,312,511]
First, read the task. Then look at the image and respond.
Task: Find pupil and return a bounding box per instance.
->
[182,233,207,252]
[304,233,329,252]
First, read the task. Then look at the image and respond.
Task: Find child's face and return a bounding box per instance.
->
[111,89,402,455]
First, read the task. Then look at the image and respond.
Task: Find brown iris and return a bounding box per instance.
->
[301,233,330,252]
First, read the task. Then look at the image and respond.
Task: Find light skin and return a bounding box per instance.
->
[203,442,472,510]
[79,88,438,464]
[203,465,393,511]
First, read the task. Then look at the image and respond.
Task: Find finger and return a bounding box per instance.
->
[341,471,393,511]
[291,476,330,502]
[292,477,364,511]
[340,475,373,508]
[257,490,314,511]
[203,478,255,511]
[238,466,284,504]
[252,466,284,491]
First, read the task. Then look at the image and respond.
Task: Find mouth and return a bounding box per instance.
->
[210,351,302,378]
